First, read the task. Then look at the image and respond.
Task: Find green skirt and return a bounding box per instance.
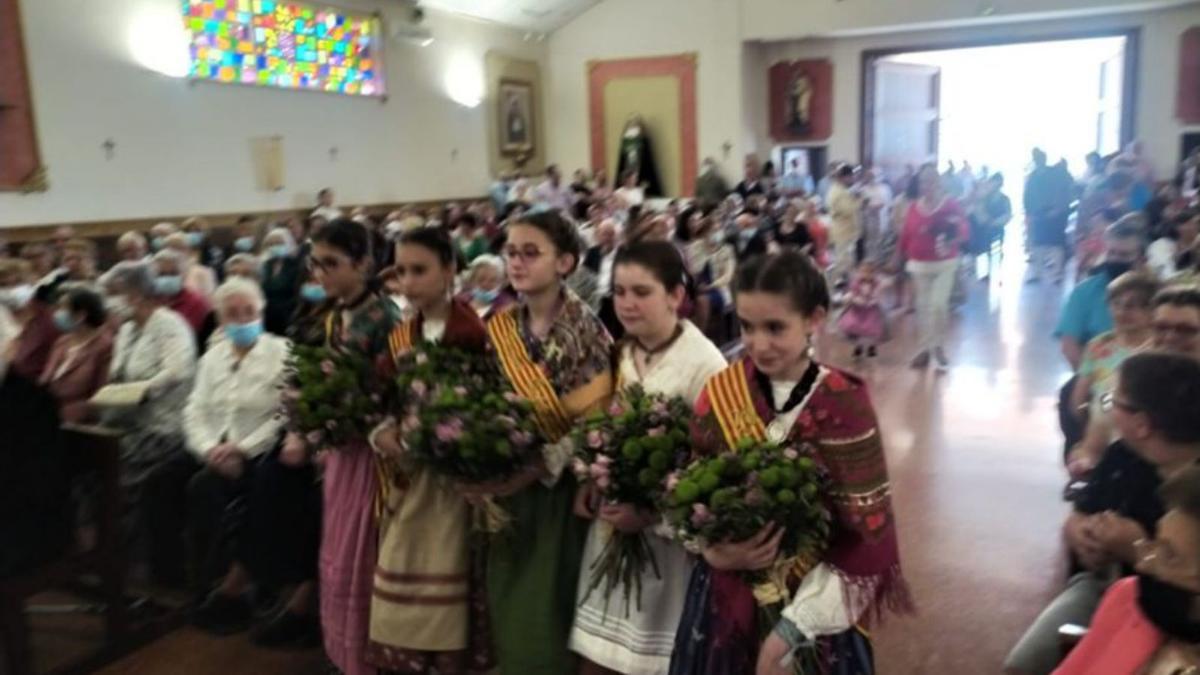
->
[487,475,588,675]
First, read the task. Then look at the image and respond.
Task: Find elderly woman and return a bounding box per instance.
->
[116,231,150,263]
[164,232,218,300]
[149,221,178,253]
[459,253,511,319]
[185,278,319,646]
[151,249,213,342]
[39,286,112,423]
[102,261,197,587]
[223,253,262,281]
[259,227,303,335]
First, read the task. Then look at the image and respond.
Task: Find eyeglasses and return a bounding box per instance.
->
[503,245,546,262]
[1099,392,1140,414]
[307,255,347,273]
[1153,321,1200,338]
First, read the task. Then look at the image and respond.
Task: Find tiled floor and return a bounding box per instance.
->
[29,251,1073,675]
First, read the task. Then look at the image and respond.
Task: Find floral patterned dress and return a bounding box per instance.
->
[485,290,614,675]
[307,292,399,675]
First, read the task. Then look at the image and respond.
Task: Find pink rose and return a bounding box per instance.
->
[320,360,335,376]
[571,458,589,478]
[454,386,468,397]
[608,402,624,416]
[596,475,611,490]
[648,426,665,437]
[596,455,612,467]
[503,392,520,403]
[325,420,338,431]
[690,503,713,527]
[401,414,420,432]
[783,447,799,460]
[665,473,680,491]
[411,380,427,397]
[305,430,324,446]
[587,430,604,449]
[415,352,429,365]
[651,401,669,415]
[435,420,463,442]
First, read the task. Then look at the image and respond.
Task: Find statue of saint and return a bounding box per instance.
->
[788,72,813,134]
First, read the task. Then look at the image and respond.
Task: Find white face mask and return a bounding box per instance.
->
[104,295,133,321]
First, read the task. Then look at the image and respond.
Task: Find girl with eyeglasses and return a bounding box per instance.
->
[281,218,400,675]
[474,210,615,674]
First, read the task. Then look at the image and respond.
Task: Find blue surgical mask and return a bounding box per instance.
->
[472,288,499,304]
[234,236,255,252]
[185,232,204,248]
[268,244,290,259]
[53,308,78,332]
[151,236,165,251]
[300,283,327,303]
[224,320,263,348]
[154,275,183,296]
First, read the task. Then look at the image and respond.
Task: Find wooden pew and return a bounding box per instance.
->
[0,424,126,675]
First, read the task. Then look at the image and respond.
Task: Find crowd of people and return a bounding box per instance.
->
[0,137,1198,675]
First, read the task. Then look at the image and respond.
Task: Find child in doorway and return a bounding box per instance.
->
[837,259,889,358]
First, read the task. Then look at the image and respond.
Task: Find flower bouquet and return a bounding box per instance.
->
[570,384,693,615]
[665,439,832,620]
[394,343,544,531]
[283,344,383,451]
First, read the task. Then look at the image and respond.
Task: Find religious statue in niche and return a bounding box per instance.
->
[788,71,813,135]
[499,78,535,157]
[616,115,663,197]
[769,59,833,142]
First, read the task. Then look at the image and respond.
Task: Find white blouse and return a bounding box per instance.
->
[615,320,726,404]
[184,333,290,459]
[109,307,197,435]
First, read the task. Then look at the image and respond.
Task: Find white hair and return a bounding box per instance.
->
[117,231,147,250]
[223,253,262,279]
[469,254,505,276]
[262,227,296,250]
[152,248,187,271]
[212,277,265,316]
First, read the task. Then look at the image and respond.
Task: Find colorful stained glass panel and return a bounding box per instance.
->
[182,0,383,96]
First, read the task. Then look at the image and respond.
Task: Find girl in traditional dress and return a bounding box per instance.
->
[669,251,910,675]
[281,219,400,675]
[569,241,728,675]
[366,227,494,674]
[468,210,615,674]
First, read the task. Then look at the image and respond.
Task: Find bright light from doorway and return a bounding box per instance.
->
[883,36,1126,198]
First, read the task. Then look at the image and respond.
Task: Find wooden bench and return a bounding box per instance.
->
[0,424,127,675]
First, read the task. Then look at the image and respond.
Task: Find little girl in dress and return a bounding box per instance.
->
[836,259,889,358]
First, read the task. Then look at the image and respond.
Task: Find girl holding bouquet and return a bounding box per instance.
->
[367,227,494,673]
[569,241,727,675]
[473,211,615,674]
[281,219,400,675]
[670,251,911,675]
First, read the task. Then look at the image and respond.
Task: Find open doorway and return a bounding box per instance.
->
[863,32,1137,209]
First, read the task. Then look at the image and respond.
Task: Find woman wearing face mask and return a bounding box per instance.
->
[259,228,303,336]
[365,227,494,674]
[472,211,614,674]
[164,232,218,300]
[287,268,331,348]
[280,219,399,675]
[1052,355,1200,675]
[569,241,727,675]
[186,278,321,648]
[683,211,735,340]
[102,261,198,588]
[230,216,260,258]
[39,287,112,423]
[670,251,910,675]
[461,254,512,320]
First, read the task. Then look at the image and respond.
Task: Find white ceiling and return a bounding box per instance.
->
[420,0,602,33]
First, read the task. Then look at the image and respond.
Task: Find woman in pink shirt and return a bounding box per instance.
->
[897,163,968,372]
[1055,464,1200,675]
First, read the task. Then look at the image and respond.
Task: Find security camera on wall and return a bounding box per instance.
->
[390,0,434,47]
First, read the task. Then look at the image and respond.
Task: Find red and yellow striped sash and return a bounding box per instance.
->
[707,364,768,450]
[486,308,572,442]
[388,319,417,363]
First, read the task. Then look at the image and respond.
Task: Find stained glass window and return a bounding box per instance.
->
[182,0,384,97]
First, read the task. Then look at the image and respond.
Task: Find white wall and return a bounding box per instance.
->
[545,0,747,183]
[749,3,1200,178]
[1,0,545,229]
[742,0,1194,41]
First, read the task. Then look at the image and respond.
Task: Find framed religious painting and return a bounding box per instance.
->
[769,59,833,142]
[498,78,536,157]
